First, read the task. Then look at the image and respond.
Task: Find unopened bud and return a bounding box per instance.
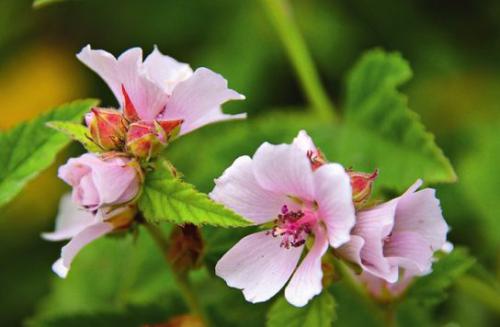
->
[86,108,128,150]
[121,85,140,122]
[126,119,183,160]
[348,169,378,208]
[167,224,204,274]
[126,121,166,159]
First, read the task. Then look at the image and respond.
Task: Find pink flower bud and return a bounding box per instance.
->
[347,169,378,207]
[58,153,141,211]
[86,108,128,150]
[126,119,182,159]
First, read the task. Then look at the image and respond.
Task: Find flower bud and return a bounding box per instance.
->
[126,119,183,160]
[86,108,128,150]
[126,121,166,159]
[348,169,378,208]
[167,224,204,274]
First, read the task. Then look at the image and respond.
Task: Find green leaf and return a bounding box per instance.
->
[459,122,500,251]
[404,247,475,307]
[33,0,69,9]
[47,121,102,153]
[0,99,98,208]
[29,227,185,326]
[267,292,336,327]
[139,159,251,227]
[341,49,456,190]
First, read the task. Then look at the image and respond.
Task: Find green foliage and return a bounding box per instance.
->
[0,99,98,208]
[267,292,336,327]
[459,123,500,251]
[46,121,102,153]
[28,227,185,326]
[33,0,68,9]
[405,248,475,307]
[138,159,251,227]
[341,49,457,190]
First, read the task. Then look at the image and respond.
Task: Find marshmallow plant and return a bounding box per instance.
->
[42,46,249,277]
[0,40,469,326]
[211,131,450,307]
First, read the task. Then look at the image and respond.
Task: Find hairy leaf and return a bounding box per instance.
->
[47,121,102,153]
[0,99,98,208]
[139,159,251,227]
[341,49,456,190]
[267,292,336,327]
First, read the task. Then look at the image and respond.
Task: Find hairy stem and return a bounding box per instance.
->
[260,0,337,121]
[144,223,210,326]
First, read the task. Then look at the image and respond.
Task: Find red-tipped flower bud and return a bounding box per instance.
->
[125,119,182,160]
[126,121,166,160]
[86,108,128,150]
[348,169,378,208]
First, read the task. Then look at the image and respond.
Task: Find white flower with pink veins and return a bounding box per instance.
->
[210,130,356,307]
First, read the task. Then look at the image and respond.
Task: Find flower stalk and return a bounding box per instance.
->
[144,222,210,327]
[260,0,337,122]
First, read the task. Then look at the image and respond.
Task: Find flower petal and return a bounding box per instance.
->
[210,156,285,224]
[53,222,114,278]
[77,45,168,120]
[253,142,315,201]
[215,230,303,303]
[385,231,434,275]
[284,227,329,307]
[351,201,398,282]
[90,157,140,206]
[393,181,449,251]
[313,163,355,247]
[164,67,245,134]
[292,130,317,154]
[42,194,99,241]
[143,46,193,94]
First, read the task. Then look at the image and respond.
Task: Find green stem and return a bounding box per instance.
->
[144,223,211,326]
[260,0,337,121]
[456,275,500,315]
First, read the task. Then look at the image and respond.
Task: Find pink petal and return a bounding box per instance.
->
[253,143,315,201]
[210,156,285,224]
[215,231,303,303]
[77,45,168,120]
[313,163,355,247]
[336,235,365,266]
[351,201,398,282]
[53,222,114,278]
[143,46,193,94]
[90,157,139,205]
[393,181,449,252]
[385,231,433,275]
[42,194,99,241]
[292,130,317,153]
[284,227,329,307]
[164,67,245,135]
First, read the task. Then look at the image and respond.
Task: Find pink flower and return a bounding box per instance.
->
[58,153,141,211]
[42,194,134,278]
[338,180,449,283]
[77,45,245,135]
[210,131,355,307]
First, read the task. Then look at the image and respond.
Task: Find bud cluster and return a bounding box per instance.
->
[86,86,183,161]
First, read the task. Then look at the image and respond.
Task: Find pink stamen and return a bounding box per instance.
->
[268,205,317,249]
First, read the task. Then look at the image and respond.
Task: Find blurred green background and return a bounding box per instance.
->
[0,0,499,326]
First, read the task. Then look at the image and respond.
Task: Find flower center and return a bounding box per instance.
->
[268,205,317,249]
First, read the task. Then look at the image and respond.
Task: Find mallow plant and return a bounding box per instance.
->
[0,3,485,326]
